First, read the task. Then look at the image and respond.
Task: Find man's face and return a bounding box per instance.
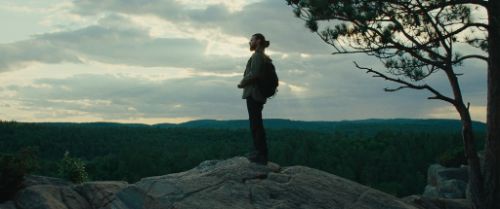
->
[249,36,260,51]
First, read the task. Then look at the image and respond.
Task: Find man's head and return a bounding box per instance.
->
[249,33,270,51]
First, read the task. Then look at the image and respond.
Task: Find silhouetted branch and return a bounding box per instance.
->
[454,54,488,63]
[415,0,488,11]
[385,86,409,92]
[353,61,456,105]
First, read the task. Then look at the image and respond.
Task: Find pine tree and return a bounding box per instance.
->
[286,1,498,208]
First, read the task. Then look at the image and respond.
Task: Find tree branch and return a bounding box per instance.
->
[360,25,447,68]
[385,86,409,92]
[353,61,456,105]
[454,54,488,63]
[416,0,452,57]
[382,8,447,61]
[418,0,488,11]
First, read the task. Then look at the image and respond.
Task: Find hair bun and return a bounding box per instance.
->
[265,40,270,48]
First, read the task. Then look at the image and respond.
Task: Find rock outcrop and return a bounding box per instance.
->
[423,164,468,199]
[10,176,127,209]
[4,157,424,209]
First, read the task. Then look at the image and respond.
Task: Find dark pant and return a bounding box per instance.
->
[246,97,268,157]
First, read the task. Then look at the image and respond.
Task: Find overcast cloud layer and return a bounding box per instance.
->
[0,0,487,124]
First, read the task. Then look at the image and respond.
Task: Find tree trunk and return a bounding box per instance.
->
[484,2,500,209]
[456,105,485,209]
[445,58,484,208]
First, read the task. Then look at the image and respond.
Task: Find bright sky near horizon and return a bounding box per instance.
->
[0,0,488,124]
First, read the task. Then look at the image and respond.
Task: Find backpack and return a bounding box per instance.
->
[258,60,279,98]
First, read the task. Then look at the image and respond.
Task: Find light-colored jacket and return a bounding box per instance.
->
[240,50,268,103]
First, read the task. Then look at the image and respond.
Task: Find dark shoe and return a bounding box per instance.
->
[249,154,268,165]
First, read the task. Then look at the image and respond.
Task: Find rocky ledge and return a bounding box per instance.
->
[0,156,470,209]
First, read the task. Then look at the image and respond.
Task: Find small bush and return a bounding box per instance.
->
[57,151,89,184]
[0,147,39,202]
[438,146,467,167]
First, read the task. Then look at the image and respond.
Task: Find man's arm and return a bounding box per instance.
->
[238,54,264,88]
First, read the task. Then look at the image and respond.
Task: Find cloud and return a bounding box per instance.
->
[0,0,488,123]
[4,72,244,120]
[0,0,329,72]
[0,39,82,72]
[426,105,486,122]
[70,0,332,54]
[1,54,472,124]
[0,14,246,72]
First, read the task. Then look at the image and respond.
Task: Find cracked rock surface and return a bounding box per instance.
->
[4,157,419,209]
[110,157,417,209]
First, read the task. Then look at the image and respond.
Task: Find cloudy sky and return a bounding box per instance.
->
[0,0,487,124]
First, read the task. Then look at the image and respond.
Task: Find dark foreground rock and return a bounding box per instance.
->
[403,195,471,209]
[4,157,426,209]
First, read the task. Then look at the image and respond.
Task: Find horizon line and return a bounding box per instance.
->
[0,117,486,126]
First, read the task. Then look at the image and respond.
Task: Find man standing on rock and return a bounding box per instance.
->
[237,33,271,165]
